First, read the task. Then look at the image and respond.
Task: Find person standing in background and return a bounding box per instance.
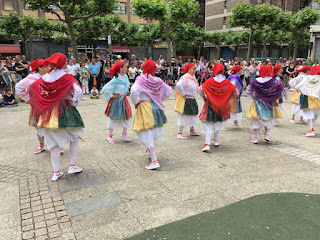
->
[88,58,100,92]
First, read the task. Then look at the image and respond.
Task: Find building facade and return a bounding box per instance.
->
[205,0,310,60]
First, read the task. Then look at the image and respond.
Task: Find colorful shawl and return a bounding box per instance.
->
[134,74,169,110]
[202,78,237,116]
[100,74,130,102]
[27,74,78,125]
[228,73,243,96]
[250,77,284,110]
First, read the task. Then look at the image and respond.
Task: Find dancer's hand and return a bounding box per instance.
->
[183,95,187,100]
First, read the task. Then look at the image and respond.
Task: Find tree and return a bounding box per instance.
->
[281,7,319,59]
[22,0,117,61]
[132,0,199,61]
[207,32,224,59]
[229,3,281,61]
[223,30,249,57]
[0,12,66,60]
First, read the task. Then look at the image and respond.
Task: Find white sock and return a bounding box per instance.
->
[69,139,79,167]
[178,126,184,134]
[254,129,260,139]
[51,146,61,172]
[214,130,221,141]
[190,126,194,132]
[37,135,44,146]
[291,114,295,120]
[148,147,157,162]
[109,129,113,136]
[122,128,127,134]
[308,120,313,131]
[265,127,271,136]
[205,134,212,145]
[313,116,318,129]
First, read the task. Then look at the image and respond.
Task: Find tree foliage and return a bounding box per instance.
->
[22,0,117,61]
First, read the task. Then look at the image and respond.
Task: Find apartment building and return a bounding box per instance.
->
[205,0,310,60]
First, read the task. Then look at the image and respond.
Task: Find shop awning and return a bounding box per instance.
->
[112,45,130,53]
[0,45,20,54]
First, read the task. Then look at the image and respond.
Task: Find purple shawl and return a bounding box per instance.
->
[228,73,243,96]
[135,74,170,110]
[250,77,284,110]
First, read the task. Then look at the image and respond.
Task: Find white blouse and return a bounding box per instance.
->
[176,73,197,98]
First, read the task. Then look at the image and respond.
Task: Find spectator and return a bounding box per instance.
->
[155,60,161,70]
[128,62,137,84]
[0,64,10,97]
[159,55,165,65]
[314,59,319,66]
[14,55,28,81]
[249,62,258,83]
[66,59,79,77]
[199,56,205,68]
[88,58,100,91]
[207,62,213,78]
[4,57,17,95]
[244,62,251,87]
[306,57,313,66]
[200,67,208,84]
[3,88,18,106]
[167,79,173,88]
[90,85,99,99]
[286,61,296,89]
[97,55,105,85]
[103,61,112,83]
[131,54,139,67]
[79,62,89,94]
[282,61,289,87]
[172,58,181,83]
[85,59,90,69]
[161,60,169,82]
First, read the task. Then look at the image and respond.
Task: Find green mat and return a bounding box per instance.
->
[126,193,320,240]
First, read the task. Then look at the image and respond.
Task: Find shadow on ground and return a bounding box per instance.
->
[126,193,320,240]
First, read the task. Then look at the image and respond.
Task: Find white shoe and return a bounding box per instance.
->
[304,130,315,137]
[190,131,200,136]
[290,119,295,124]
[251,138,259,144]
[202,144,210,152]
[177,133,187,139]
[108,135,115,144]
[52,171,63,181]
[145,160,160,170]
[264,135,271,142]
[214,141,219,146]
[122,132,131,141]
[34,145,45,154]
[68,165,83,174]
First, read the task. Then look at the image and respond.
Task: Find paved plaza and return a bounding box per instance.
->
[1,91,320,240]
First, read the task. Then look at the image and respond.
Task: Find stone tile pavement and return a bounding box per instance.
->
[1,92,320,239]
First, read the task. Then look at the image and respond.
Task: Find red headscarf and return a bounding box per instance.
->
[230,65,242,74]
[137,61,142,70]
[143,60,158,77]
[110,61,124,77]
[212,64,225,76]
[30,59,45,72]
[310,65,320,76]
[43,53,67,69]
[272,64,282,77]
[259,65,273,78]
[182,63,195,74]
[297,65,311,74]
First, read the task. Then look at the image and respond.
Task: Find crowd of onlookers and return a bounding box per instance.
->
[1,53,318,107]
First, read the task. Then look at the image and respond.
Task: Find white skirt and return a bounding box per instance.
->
[292,104,302,116]
[302,109,320,120]
[201,120,227,134]
[43,129,84,149]
[230,112,242,121]
[177,113,198,127]
[136,127,164,148]
[251,119,277,129]
[35,127,46,137]
[107,118,132,130]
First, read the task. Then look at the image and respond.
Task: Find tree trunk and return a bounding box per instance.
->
[29,37,35,61]
[197,44,202,60]
[21,40,28,59]
[293,36,299,61]
[236,44,240,58]
[163,25,172,62]
[93,41,97,58]
[173,41,176,58]
[65,15,80,62]
[263,41,267,58]
[288,42,293,58]
[247,30,254,62]
[216,45,220,59]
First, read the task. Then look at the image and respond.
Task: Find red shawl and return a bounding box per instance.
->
[28,74,78,125]
[202,78,237,117]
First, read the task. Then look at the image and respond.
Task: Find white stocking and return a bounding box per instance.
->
[205,134,212,145]
[313,116,318,129]
[69,139,79,166]
[265,127,271,136]
[51,146,61,172]
[190,126,194,131]
[123,127,127,133]
[214,129,221,141]
[254,129,260,139]
[178,126,184,133]
[308,120,313,130]
[148,147,157,162]
[109,128,113,136]
[37,135,44,145]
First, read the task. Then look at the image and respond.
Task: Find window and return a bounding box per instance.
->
[223,17,226,25]
[224,0,227,9]
[114,3,126,14]
[4,0,14,11]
